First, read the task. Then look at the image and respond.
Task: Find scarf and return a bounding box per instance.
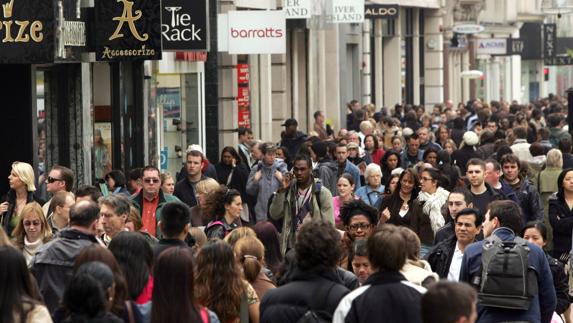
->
[417,187,450,234]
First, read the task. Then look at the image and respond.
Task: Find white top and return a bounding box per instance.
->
[447,242,464,282]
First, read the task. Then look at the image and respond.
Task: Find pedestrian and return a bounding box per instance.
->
[412,168,449,256]
[426,208,482,280]
[72,245,140,323]
[459,200,556,323]
[332,173,357,227]
[215,146,250,223]
[253,221,283,278]
[108,232,154,316]
[310,140,339,195]
[0,246,52,323]
[131,166,179,238]
[42,165,75,217]
[174,150,207,208]
[269,154,334,255]
[32,200,100,313]
[196,240,260,323]
[105,170,129,196]
[500,154,543,224]
[234,236,276,299]
[338,200,377,270]
[355,163,384,209]
[247,142,288,222]
[466,159,503,212]
[434,188,473,244]
[378,168,421,228]
[152,247,220,323]
[125,206,158,247]
[350,240,371,286]
[127,168,143,195]
[175,144,218,182]
[521,221,570,318]
[237,127,254,170]
[191,178,219,227]
[1,161,44,236]
[548,168,573,261]
[99,195,131,246]
[380,150,401,187]
[363,134,385,165]
[335,143,362,191]
[400,134,424,169]
[333,224,425,323]
[75,185,103,203]
[11,202,52,267]
[153,201,192,259]
[451,131,479,174]
[203,187,243,240]
[279,118,307,159]
[399,226,439,287]
[160,173,175,195]
[47,191,75,234]
[421,281,477,323]
[260,221,350,323]
[59,262,123,323]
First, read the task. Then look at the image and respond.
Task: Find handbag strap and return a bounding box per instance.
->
[125,300,135,323]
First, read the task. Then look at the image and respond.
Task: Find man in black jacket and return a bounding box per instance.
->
[153,201,194,259]
[426,208,482,280]
[260,221,349,323]
[333,224,426,323]
[500,154,543,224]
[434,188,473,244]
[32,200,100,313]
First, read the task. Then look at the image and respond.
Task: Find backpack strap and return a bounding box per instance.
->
[200,307,210,323]
[206,220,225,230]
[314,181,322,217]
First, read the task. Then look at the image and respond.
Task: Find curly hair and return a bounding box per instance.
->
[295,220,342,273]
[195,240,245,323]
[339,199,378,226]
[201,186,241,222]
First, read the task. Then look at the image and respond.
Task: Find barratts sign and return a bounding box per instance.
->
[161,0,208,50]
[95,0,162,61]
[225,10,286,55]
[0,0,54,63]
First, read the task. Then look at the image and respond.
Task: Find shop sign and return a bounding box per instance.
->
[284,0,311,19]
[219,10,286,55]
[544,56,573,66]
[544,23,556,58]
[161,0,208,50]
[237,63,251,128]
[0,0,55,63]
[452,24,484,34]
[55,0,87,62]
[364,4,398,19]
[234,0,276,9]
[476,38,506,55]
[95,0,162,61]
[327,0,364,23]
[507,39,524,55]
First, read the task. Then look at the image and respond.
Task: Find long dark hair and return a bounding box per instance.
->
[0,246,41,323]
[220,146,242,165]
[195,240,245,323]
[382,169,420,214]
[74,245,129,317]
[521,221,548,242]
[201,186,241,222]
[556,168,573,201]
[108,232,153,300]
[253,221,283,275]
[151,247,201,323]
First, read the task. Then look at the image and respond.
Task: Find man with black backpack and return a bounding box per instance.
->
[459,200,556,323]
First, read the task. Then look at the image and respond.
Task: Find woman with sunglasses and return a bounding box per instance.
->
[338,199,378,270]
[0,162,44,237]
[203,186,243,240]
[411,168,449,258]
[12,202,52,267]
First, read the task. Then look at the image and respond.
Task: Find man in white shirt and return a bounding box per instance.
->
[426,208,482,281]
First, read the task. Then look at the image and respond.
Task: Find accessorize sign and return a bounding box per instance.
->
[219,10,286,55]
[161,0,208,50]
[0,0,54,63]
[95,0,162,61]
[476,38,506,55]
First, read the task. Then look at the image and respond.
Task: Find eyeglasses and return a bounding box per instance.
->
[24,220,41,227]
[348,223,372,231]
[143,178,160,184]
[46,176,63,183]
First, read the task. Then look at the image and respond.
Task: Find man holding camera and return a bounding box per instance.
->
[246,142,288,223]
[269,154,334,255]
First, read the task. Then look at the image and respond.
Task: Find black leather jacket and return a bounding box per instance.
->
[425,236,457,279]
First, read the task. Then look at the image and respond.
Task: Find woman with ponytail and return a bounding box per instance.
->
[234,236,276,299]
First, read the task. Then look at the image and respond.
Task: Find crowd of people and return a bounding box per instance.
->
[1,97,573,323]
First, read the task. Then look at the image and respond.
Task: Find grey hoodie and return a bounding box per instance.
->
[246,159,288,222]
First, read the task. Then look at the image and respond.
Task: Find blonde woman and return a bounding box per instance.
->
[12,202,52,266]
[192,178,220,227]
[1,162,43,236]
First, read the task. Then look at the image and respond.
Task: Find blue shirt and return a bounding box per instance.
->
[355,185,384,209]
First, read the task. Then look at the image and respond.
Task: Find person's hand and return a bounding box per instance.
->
[280,173,292,191]
[254,170,262,182]
[0,202,8,214]
[274,170,283,182]
[381,208,391,222]
[232,158,237,168]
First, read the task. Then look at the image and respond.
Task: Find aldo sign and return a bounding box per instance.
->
[95,0,162,61]
[161,0,208,50]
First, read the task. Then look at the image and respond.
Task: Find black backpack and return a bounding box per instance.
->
[296,281,336,323]
[476,235,538,310]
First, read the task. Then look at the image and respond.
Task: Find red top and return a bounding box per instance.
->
[141,194,160,237]
[136,275,154,304]
[370,149,385,165]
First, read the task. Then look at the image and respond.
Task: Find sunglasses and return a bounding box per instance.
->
[143,178,160,184]
[46,176,63,183]
[24,220,41,227]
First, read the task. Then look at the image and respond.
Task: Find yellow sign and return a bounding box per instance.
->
[0,0,44,43]
[109,0,148,41]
